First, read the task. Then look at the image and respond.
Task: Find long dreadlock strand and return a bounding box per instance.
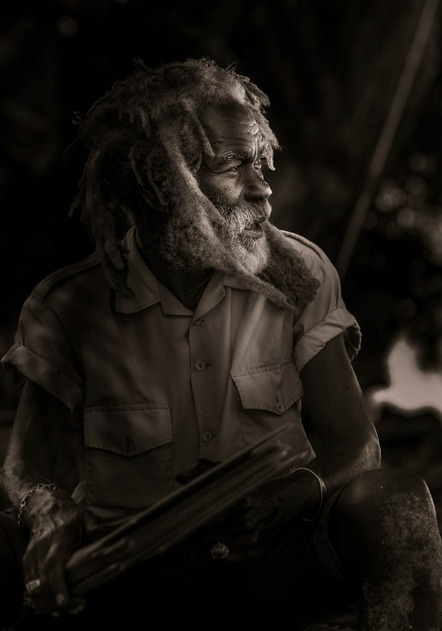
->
[144,151,169,207]
[180,99,215,163]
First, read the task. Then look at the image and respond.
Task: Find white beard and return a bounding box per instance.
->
[143,194,319,315]
[157,198,271,275]
[214,200,271,274]
[228,236,270,274]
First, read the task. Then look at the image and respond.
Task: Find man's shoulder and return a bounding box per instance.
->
[280,230,327,269]
[29,252,107,307]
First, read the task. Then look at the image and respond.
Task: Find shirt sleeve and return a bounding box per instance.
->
[293,248,361,373]
[1,295,84,412]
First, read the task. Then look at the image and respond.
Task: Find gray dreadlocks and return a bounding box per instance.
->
[66,57,319,311]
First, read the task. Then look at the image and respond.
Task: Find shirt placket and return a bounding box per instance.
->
[189,278,226,460]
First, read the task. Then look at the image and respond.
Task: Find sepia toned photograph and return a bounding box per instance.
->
[0,1,442,628]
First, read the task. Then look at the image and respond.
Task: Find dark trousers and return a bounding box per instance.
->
[0,493,361,629]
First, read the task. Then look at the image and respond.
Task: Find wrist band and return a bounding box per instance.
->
[17,483,58,528]
[293,468,327,522]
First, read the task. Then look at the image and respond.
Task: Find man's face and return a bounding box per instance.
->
[196,103,273,274]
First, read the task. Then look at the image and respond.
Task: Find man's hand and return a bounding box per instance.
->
[1,380,87,614]
[21,487,86,616]
[204,470,321,563]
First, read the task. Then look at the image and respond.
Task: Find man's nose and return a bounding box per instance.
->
[243,168,272,203]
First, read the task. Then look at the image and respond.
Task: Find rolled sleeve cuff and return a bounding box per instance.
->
[294,307,362,373]
[1,344,83,413]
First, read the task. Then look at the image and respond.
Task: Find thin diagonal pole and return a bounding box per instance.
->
[335,0,440,279]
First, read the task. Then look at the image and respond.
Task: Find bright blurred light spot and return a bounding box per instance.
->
[367,334,442,422]
[375,181,407,212]
[56,15,79,38]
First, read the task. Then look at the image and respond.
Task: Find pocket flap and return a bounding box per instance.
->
[84,404,172,456]
[231,361,302,415]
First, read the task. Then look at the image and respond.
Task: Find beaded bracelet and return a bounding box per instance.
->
[293,467,327,522]
[17,483,58,527]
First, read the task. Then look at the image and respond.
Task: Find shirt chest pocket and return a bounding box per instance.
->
[231,359,303,415]
[231,360,314,463]
[83,403,173,512]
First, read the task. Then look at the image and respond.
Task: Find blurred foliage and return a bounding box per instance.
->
[342,59,442,379]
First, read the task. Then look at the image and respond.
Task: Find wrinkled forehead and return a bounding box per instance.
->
[201,102,262,151]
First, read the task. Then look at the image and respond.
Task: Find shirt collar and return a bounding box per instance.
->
[115,227,162,314]
[115,226,250,315]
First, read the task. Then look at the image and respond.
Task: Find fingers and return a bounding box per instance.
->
[18,490,85,616]
[24,573,86,617]
[23,533,85,615]
[206,503,278,542]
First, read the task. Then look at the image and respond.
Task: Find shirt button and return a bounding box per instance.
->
[195,360,206,371]
[275,401,284,413]
[193,318,204,326]
[202,431,213,443]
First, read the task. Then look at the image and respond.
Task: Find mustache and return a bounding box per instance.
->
[214,198,272,227]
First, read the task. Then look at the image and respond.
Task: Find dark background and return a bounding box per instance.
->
[1,0,442,526]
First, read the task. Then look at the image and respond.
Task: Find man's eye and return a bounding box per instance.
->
[225,166,239,173]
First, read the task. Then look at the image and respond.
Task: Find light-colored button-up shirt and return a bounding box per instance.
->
[2,227,360,526]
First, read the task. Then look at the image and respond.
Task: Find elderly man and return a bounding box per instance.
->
[0,58,441,629]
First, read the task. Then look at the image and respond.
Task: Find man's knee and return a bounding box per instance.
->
[330,467,442,576]
[335,467,436,529]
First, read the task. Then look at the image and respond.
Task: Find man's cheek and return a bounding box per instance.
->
[198,179,228,206]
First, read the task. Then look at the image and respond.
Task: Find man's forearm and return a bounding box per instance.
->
[300,333,382,498]
[3,378,72,512]
[305,434,382,501]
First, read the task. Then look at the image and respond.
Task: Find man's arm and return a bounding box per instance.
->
[3,378,85,614]
[300,331,381,495]
[207,332,381,561]
[267,330,381,520]
[4,378,71,503]
[251,330,381,517]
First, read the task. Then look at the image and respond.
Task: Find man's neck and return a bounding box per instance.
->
[141,250,214,311]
